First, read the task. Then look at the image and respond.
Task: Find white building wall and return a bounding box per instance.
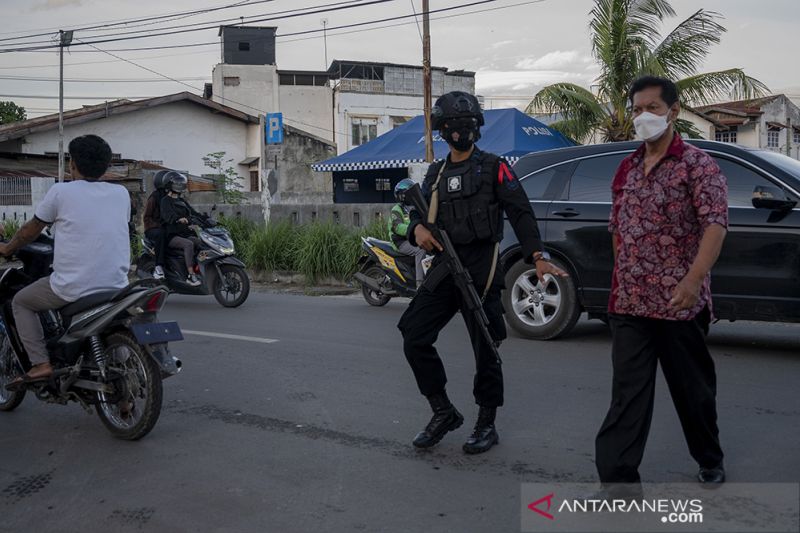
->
[679,109,713,139]
[20,101,255,190]
[757,95,800,158]
[735,123,760,148]
[334,92,423,154]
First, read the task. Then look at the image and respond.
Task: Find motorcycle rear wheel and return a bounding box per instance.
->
[213,264,250,308]
[96,332,163,440]
[0,332,25,412]
[361,265,391,307]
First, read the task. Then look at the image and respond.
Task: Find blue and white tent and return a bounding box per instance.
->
[312,108,575,173]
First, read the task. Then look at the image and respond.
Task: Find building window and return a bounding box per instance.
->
[343,178,359,192]
[767,128,780,148]
[238,42,250,52]
[714,127,737,143]
[794,130,800,145]
[223,76,240,87]
[250,171,259,192]
[375,178,391,191]
[0,176,32,206]
[351,117,378,146]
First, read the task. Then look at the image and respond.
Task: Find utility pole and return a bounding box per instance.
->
[321,19,329,69]
[422,0,433,163]
[58,30,73,182]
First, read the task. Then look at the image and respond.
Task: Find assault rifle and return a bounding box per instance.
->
[404,183,501,365]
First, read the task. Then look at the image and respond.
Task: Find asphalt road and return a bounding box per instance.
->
[1,289,798,532]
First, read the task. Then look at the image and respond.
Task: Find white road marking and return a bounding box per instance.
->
[182,330,279,344]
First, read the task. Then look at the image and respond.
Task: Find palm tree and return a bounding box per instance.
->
[526,0,768,142]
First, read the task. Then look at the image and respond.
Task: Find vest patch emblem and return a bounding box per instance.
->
[447,175,462,193]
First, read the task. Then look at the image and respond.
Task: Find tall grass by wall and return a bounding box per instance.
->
[222,215,397,284]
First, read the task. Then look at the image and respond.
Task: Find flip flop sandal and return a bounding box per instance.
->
[4,373,52,392]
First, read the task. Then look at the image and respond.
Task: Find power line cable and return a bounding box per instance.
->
[0,0,264,42]
[0,0,398,51]
[3,0,368,46]
[1,0,500,54]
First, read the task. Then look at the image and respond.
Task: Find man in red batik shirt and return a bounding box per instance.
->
[595,76,729,488]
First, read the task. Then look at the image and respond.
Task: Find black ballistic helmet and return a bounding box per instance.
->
[154,170,188,194]
[431,91,484,130]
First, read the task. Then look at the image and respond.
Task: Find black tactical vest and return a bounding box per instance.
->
[426,150,503,245]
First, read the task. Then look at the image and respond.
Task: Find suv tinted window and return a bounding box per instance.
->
[521,167,558,200]
[714,157,780,207]
[567,153,627,202]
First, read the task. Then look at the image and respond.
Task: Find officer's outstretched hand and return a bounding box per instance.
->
[535,259,569,282]
[414,225,443,253]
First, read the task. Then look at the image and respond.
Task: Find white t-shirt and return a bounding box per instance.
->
[34,180,131,302]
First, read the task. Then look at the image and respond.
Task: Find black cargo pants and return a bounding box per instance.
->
[398,274,506,407]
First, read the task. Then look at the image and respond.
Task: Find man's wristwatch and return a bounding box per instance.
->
[533,250,551,262]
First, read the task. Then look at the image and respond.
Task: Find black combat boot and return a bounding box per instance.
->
[412,392,464,449]
[462,406,499,454]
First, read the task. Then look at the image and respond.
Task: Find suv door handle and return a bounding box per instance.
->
[552,209,580,217]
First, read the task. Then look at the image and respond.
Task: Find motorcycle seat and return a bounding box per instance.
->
[59,288,125,318]
[366,238,408,259]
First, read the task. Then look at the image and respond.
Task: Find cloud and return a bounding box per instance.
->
[515,50,593,71]
[475,69,593,93]
[489,40,515,50]
[31,0,82,11]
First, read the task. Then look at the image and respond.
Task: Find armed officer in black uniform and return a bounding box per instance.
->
[398,91,567,454]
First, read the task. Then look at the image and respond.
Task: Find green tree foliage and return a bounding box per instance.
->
[0,101,26,125]
[527,0,768,142]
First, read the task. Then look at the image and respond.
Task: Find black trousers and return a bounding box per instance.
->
[595,308,724,483]
[397,275,506,407]
[145,228,167,267]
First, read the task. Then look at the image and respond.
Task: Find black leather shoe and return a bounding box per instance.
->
[412,393,464,449]
[698,463,725,484]
[463,406,499,454]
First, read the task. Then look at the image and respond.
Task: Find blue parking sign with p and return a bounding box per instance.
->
[266,113,283,144]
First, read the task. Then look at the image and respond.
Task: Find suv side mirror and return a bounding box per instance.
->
[751,186,797,211]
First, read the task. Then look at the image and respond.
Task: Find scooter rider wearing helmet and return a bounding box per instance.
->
[159,172,203,287]
[397,91,568,454]
[142,170,176,280]
[390,178,427,287]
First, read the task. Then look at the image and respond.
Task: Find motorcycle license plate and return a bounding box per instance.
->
[130,322,184,345]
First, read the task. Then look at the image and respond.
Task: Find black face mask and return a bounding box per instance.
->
[442,118,480,152]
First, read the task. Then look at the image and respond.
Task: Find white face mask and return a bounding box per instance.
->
[633,111,670,142]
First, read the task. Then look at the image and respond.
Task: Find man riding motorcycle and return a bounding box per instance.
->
[389,179,427,288]
[0,134,131,388]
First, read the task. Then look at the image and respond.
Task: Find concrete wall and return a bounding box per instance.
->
[212,63,280,116]
[17,101,255,184]
[269,202,393,228]
[279,85,334,143]
[271,127,336,205]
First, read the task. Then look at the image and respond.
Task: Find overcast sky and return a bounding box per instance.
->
[1,0,798,117]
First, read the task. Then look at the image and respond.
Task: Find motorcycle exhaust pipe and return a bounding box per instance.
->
[354,272,383,293]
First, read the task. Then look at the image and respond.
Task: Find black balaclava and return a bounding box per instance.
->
[441,117,480,152]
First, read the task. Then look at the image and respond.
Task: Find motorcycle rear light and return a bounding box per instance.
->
[144,290,168,313]
[193,264,201,274]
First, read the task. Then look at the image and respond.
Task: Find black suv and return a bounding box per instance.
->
[500,140,800,339]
